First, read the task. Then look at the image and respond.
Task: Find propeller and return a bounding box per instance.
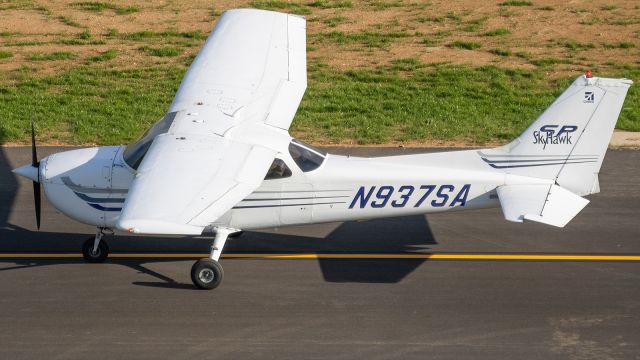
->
[30,120,41,230]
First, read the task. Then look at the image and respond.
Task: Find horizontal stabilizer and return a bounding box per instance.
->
[497,184,589,228]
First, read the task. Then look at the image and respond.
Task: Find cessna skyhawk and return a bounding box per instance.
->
[13,9,632,289]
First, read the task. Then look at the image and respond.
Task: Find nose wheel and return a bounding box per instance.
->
[82,228,110,263]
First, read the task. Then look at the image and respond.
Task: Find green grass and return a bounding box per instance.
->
[499,1,532,6]
[603,42,636,49]
[57,39,106,45]
[71,2,140,15]
[57,15,83,28]
[368,0,405,11]
[308,0,352,9]
[460,17,488,32]
[297,65,639,143]
[138,46,183,57]
[89,49,117,62]
[3,41,47,46]
[447,41,481,50]
[105,28,119,37]
[313,31,410,48]
[0,66,182,144]
[417,12,462,24]
[249,1,312,15]
[122,30,207,41]
[434,30,452,38]
[323,16,348,27]
[27,52,77,61]
[421,38,440,47]
[0,51,14,59]
[537,5,554,10]
[0,63,637,145]
[560,39,596,50]
[489,48,511,57]
[483,28,511,36]
[529,57,572,67]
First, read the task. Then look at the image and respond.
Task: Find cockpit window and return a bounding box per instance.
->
[288,139,326,172]
[123,112,177,170]
[264,158,292,180]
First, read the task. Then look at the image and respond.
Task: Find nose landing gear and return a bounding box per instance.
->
[82,227,111,263]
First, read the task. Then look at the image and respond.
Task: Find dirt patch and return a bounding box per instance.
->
[610,130,640,148]
[1,0,638,78]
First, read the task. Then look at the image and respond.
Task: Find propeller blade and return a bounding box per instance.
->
[33,180,41,230]
[30,118,41,230]
[31,120,39,169]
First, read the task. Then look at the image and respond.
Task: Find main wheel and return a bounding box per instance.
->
[191,259,224,290]
[82,237,109,263]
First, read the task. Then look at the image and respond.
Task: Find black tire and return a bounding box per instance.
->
[191,259,224,290]
[82,237,109,263]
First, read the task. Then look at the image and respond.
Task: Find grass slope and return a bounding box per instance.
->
[0,62,637,145]
[0,0,639,145]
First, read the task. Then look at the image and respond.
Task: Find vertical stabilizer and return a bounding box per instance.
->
[481,74,632,195]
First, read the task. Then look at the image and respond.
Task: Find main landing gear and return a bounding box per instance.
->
[82,227,111,263]
[80,226,237,290]
[191,227,237,290]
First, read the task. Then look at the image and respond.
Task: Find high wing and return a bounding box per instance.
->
[117,9,307,235]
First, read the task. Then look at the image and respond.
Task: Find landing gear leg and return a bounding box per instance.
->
[82,227,110,263]
[191,227,236,290]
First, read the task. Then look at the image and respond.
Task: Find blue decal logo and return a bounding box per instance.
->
[533,125,577,149]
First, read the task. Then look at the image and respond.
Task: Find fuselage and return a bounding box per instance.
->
[36,143,553,232]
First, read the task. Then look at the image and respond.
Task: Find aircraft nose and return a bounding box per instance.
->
[13,163,41,182]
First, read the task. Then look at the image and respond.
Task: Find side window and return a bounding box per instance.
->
[264,158,292,180]
[289,140,326,172]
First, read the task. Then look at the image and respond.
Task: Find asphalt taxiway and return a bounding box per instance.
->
[0,147,638,359]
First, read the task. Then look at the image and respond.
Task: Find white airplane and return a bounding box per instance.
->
[13,9,632,289]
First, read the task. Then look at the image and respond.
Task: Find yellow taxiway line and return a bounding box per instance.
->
[0,253,639,261]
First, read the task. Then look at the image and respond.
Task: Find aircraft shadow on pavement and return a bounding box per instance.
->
[1,145,438,287]
[229,216,437,283]
[0,216,438,287]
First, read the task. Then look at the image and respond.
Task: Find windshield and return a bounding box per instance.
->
[288,139,326,172]
[123,112,177,170]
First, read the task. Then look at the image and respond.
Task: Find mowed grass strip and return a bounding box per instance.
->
[1,63,637,145]
[0,66,182,144]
